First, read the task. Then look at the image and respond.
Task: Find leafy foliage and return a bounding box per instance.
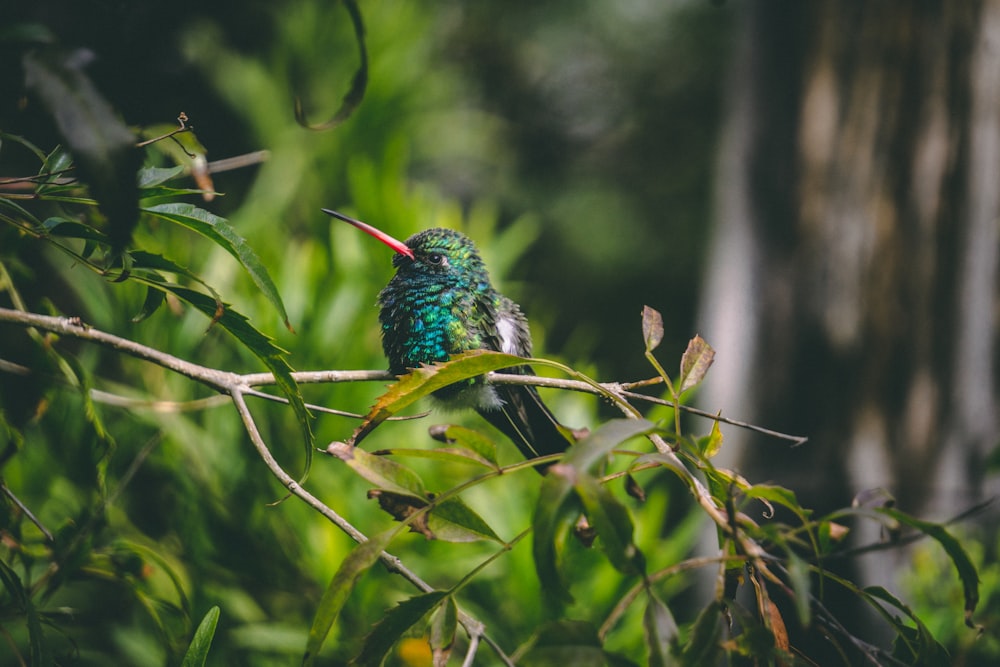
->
[0,3,988,666]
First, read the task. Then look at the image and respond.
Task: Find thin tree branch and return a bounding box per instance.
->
[231,386,511,661]
[0,308,239,391]
[0,308,804,445]
[0,307,512,662]
[0,308,792,567]
[488,373,808,446]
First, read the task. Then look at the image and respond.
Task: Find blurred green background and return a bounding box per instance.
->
[2,0,998,664]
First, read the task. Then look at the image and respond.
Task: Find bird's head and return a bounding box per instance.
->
[324,209,489,286]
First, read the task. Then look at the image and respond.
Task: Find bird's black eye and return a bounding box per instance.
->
[426,252,445,265]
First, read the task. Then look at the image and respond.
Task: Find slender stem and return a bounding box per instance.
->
[0,308,240,391]
[1,481,54,542]
[460,632,481,667]
[489,372,808,446]
[450,529,531,596]
[644,349,683,435]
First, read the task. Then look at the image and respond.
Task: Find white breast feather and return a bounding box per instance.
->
[496,315,520,355]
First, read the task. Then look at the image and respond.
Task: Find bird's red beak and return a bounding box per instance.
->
[323,208,415,260]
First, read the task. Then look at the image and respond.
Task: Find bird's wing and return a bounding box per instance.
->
[477,382,574,464]
[475,294,572,466]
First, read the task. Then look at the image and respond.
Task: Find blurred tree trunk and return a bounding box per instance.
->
[700,0,999,521]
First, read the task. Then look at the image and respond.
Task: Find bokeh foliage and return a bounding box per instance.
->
[1,1,989,665]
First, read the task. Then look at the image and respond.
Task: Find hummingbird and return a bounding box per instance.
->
[324,208,574,466]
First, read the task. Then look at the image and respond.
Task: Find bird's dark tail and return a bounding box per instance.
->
[476,380,575,471]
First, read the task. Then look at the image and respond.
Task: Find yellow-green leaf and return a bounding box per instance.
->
[352,350,525,444]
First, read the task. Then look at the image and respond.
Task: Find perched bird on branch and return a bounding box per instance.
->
[325,208,574,466]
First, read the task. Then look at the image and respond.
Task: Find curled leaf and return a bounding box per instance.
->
[624,473,646,502]
[294,0,368,131]
[367,490,433,539]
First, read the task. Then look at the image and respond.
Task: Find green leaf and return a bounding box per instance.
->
[72,247,220,323]
[139,185,219,203]
[353,591,448,667]
[59,348,112,443]
[381,445,499,470]
[890,625,951,667]
[142,202,292,331]
[137,279,313,472]
[180,606,220,667]
[432,424,499,466]
[562,418,656,473]
[42,217,110,244]
[427,496,502,543]
[137,164,185,188]
[533,419,654,602]
[23,47,141,251]
[325,442,426,497]
[0,559,50,666]
[631,453,696,493]
[129,250,220,299]
[678,335,714,394]
[429,596,457,667]
[294,0,368,131]
[699,418,723,458]
[521,620,618,667]
[644,593,679,667]
[701,467,754,509]
[303,529,396,666]
[741,483,811,525]
[642,305,664,352]
[533,467,583,604]
[351,350,527,444]
[0,194,42,226]
[876,508,980,628]
[786,551,811,627]
[573,471,644,575]
[1,131,49,162]
[37,145,74,194]
[341,459,500,542]
[109,539,191,617]
[680,601,723,666]
[864,586,951,666]
[131,285,161,322]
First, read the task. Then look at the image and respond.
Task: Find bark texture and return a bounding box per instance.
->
[701,0,999,518]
